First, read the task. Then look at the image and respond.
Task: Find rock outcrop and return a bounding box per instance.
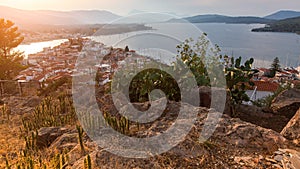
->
[235,88,300,132]
[22,96,41,107]
[1,96,39,114]
[271,88,300,119]
[281,108,300,145]
[197,86,231,115]
[208,113,286,152]
[46,102,289,168]
[266,148,300,169]
[36,127,70,149]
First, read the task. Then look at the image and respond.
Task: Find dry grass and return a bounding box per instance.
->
[0,110,25,168]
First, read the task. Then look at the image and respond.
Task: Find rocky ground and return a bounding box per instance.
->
[0,89,299,168]
[0,96,41,167]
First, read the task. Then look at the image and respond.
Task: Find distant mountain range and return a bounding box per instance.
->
[1,5,300,32]
[168,10,300,24]
[0,5,121,27]
[169,14,274,24]
[264,10,300,20]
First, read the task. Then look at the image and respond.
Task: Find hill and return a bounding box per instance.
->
[265,10,300,20]
[0,5,121,27]
[169,14,274,24]
[252,16,300,34]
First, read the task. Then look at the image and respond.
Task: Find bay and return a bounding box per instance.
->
[17,23,300,68]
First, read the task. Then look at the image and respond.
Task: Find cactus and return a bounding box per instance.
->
[1,104,10,121]
[21,94,77,133]
[76,125,85,154]
[103,111,130,134]
[60,153,67,169]
[5,156,11,169]
[223,56,258,116]
[84,154,92,169]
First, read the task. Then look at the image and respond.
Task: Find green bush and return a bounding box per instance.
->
[129,68,180,102]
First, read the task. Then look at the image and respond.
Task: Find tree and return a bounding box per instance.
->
[0,18,25,80]
[176,33,221,86]
[124,46,129,52]
[269,57,281,77]
[177,35,257,116]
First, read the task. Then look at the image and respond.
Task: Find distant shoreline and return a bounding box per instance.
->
[251,16,300,35]
[252,28,300,35]
[21,24,153,45]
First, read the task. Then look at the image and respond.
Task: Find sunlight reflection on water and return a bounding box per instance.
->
[16,39,68,59]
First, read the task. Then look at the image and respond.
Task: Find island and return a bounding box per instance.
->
[252,16,300,34]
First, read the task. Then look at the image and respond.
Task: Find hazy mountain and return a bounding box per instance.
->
[169,14,274,24]
[128,9,147,15]
[128,9,187,18]
[264,10,300,20]
[0,5,121,27]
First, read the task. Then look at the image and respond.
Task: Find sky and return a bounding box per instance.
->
[0,0,300,16]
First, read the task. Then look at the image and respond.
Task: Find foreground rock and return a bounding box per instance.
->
[36,127,70,149]
[0,96,39,114]
[236,104,290,132]
[208,113,286,152]
[197,86,231,115]
[271,88,300,119]
[266,148,300,169]
[235,88,300,132]
[47,102,291,168]
[22,96,41,107]
[281,108,300,145]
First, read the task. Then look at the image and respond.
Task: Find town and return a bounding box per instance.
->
[13,37,300,102]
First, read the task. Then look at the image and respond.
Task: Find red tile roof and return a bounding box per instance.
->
[250,81,279,92]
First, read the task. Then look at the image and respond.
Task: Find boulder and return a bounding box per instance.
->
[49,133,78,152]
[202,113,286,152]
[197,86,230,115]
[22,96,41,107]
[271,88,300,119]
[235,104,290,132]
[36,127,70,149]
[281,108,300,144]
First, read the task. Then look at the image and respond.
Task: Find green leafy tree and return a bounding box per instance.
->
[176,33,221,86]
[123,34,256,117]
[0,18,25,80]
[129,68,180,102]
[269,57,281,77]
[176,35,257,115]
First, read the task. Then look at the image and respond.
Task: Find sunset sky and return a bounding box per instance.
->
[0,0,300,16]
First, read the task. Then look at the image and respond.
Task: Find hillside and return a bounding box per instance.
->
[169,14,274,24]
[0,5,121,27]
[252,16,300,34]
[265,10,300,20]
[1,81,300,168]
